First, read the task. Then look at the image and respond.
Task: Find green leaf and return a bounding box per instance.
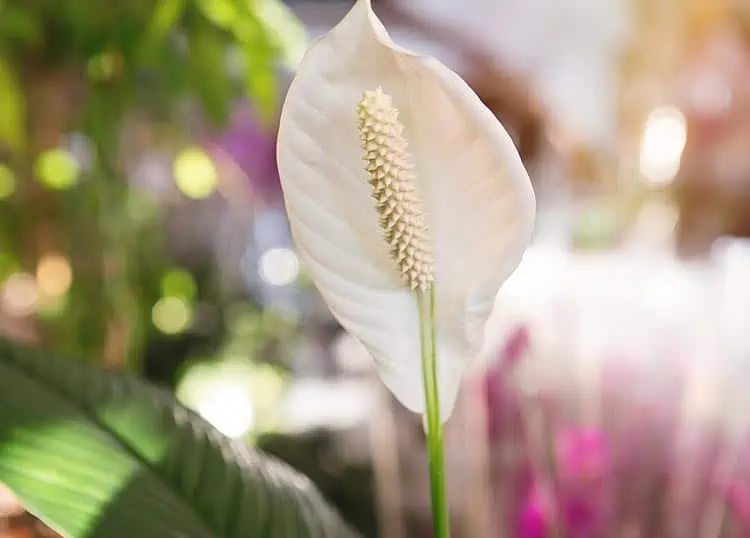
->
[188,25,233,125]
[249,0,307,69]
[0,5,42,47]
[0,57,25,153]
[230,11,277,121]
[0,340,360,538]
[197,0,238,29]
[138,0,187,63]
[243,42,277,122]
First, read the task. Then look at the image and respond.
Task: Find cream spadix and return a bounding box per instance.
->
[357,86,434,292]
[276,0,535,420]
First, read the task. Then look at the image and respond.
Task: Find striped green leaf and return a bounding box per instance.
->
[0,340,360,538]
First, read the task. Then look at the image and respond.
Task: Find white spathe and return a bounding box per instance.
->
[276,0,535,420]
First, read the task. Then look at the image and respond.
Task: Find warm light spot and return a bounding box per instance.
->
[152,297,193,334]
[258,247,300,286]
[1,273,38,316]
[177,361,283,437]
[160,268,197,301]
[35,149,80,190]
[639,106,687,186]
[197,384,255,438]
[36,254,72,297]
[173,147,218,199]
[0,165,15,200]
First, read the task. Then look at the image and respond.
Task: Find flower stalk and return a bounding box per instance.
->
[359,86,450,535]
[418,285,450,538]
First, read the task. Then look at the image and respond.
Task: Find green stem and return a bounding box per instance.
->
[417,285,450,538]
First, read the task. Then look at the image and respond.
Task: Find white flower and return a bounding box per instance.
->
[276,0,535,420]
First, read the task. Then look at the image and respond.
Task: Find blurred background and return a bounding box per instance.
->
[3,0,750,536]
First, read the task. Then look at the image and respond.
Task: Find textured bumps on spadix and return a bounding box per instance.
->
[356,87,435,292]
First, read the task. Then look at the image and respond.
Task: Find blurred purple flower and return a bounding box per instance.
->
[461,324,750,538]
[523,427,612,538]
[518,477,608,538]
[564,497,602,538]
[556,427,611,492]
[726,480,750,533]
[518,484,552,538]
[719,441,750,536]
[498,325,531,371]
[211,104,281,203]
[484,325,529,440]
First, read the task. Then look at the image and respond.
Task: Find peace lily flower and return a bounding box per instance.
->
[276,0,535,421]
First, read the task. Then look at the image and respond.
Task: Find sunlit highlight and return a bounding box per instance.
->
[36,254,73,297]
[639,106,687,186]
[197,384,255,438]
[152,297,193,334]
[198,0,237,26]
[35,149,80,190]
[1,273,38,316]
[174,147,218,200]
[258,247,300,286]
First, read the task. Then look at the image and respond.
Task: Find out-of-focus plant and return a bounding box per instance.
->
[176,303,295,439]
[481,324,750,538]
[0,338,359,537]
[0,0,305,366]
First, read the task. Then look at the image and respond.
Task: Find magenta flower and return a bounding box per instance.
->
[476,324,750,537]
[211,103,281,204]
[484,325,529,440]
[556,427,611,492]
[726,480,750,533]
[518,484,553,538]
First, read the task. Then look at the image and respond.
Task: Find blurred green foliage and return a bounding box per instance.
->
[0,338,360,538]
[0,0,305,368]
